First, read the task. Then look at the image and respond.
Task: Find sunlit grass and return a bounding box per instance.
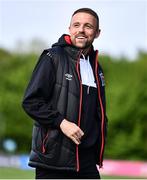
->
[0,168,35,179]
[0,167,144,179]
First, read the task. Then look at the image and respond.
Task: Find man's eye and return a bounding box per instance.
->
[86,25,93,29]
[73,24,79,27]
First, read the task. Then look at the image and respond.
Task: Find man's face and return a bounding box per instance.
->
[69,12,100,49]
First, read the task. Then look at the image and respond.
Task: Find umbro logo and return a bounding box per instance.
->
[65,73,72,81]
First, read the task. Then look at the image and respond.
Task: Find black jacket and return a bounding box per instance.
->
[22,34,107,171]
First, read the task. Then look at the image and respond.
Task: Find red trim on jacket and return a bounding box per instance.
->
[64,35,72,45]
[95,50,105,168]
[42,131,50,153]
[75,51,83,172]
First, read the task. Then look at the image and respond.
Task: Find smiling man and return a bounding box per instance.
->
[22,8,108,179]
[69,10,100,49]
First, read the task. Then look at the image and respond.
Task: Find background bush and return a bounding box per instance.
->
[0,48,146,161]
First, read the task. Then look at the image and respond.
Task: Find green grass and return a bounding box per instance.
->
[0,168,35,179]
[0,168,145,179]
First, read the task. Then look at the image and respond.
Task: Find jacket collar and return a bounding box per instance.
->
[52,34,96,61]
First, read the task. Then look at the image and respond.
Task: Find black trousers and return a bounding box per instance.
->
[35,147,100,179]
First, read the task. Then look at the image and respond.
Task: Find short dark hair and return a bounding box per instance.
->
[72,8,99,30]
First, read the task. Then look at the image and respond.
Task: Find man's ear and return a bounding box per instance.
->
[95,29,101,38]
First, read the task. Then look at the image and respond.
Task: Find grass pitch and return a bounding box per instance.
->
[0,167,144,179]
[0,168,35,179]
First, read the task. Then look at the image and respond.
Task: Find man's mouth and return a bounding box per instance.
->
[76,36,87,40]
[77,37,85,39]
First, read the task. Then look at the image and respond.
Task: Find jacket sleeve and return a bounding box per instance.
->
[22,51,64,128]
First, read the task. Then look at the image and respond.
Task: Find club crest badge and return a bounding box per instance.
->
[99,72,105,86]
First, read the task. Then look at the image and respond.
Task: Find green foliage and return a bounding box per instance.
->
[0,49,37,153]
[99,53,147,160]
[0,48,147,161]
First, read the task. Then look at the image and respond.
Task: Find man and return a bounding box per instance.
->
[22,8,108,179]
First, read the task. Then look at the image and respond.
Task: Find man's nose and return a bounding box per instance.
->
[78,25,84,32]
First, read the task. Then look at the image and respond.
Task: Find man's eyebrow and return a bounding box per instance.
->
[72,22,80,24]
[72,22,94,26]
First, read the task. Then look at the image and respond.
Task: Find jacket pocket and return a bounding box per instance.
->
[42,128,60,154]
[32,125,61,155]
[32,125,48,152]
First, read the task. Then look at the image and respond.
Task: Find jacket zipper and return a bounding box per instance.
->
[95,50,105,168]
[76,51,83,172]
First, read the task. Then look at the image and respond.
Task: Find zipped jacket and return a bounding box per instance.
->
[22,34,107,171]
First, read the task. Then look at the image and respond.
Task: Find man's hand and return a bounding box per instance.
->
[60,119,84,145]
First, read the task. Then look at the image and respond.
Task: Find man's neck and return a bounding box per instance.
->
[81,47,91,56]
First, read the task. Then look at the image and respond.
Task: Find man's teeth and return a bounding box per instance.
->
[77,37,86,39]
